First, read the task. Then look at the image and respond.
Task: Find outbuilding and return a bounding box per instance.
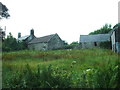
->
[80,34,110,49]
[110,24,120,53]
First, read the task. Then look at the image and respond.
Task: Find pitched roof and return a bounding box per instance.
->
[18,35,29,41]
[109,26,119,36]
[80,34,110,42]
[109,23,120,35]
[28,34,56,44]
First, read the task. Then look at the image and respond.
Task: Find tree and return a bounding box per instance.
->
[113,23,120,28]
[89,24,113,49]
[89,24,112,35]
[0,2,10,42]
[70,41,79,45]
[2,33,27,52]
[0,2,10,19]
[63,40,68,45]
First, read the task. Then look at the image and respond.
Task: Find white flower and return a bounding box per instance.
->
[86,69,91,72]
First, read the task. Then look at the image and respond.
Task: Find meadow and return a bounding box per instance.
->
[2,49,120,88]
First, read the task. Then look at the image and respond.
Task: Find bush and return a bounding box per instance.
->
[74,61,119,88]
[3,64,72,88]
[2,33,27,52]
[100,41,112,49]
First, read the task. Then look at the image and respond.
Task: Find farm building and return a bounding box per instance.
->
[28,33,64,50]
[80,34,110,49]
[110,24,120,53]
[18,29,36,44]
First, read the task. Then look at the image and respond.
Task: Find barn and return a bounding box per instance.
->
[110,24,120,53]
[28,33,64,50]
[80,34,110,49]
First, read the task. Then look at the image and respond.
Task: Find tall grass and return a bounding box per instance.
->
[2,49,120,88]
[3,64,72,88]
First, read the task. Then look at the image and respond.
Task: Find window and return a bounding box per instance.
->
[43,46,46,48]
[94,42,97,46]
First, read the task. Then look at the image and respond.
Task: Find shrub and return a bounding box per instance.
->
[3,64,72,88]
[2,33,27,52]
[100,41,112,49]
[74,61,119,88]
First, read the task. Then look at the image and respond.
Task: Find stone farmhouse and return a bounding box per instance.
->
[28,33,64,50]
[80,34,110,49]
[18,29,64,50]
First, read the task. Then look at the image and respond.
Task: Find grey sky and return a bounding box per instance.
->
[0,0,119,43]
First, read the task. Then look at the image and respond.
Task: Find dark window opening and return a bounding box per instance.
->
[43,46,46,49]
[94,42,97,46]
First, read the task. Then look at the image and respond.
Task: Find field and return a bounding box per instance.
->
[2,49,120,88]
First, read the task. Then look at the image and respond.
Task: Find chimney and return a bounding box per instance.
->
[30,29,34,36]
[18,32,21,38]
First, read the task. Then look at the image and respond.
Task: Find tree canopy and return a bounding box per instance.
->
[70,41,79,45]
[113,23,120,29]
[89,24,112,35]
[0,2,10,19]
[2,33,27,52]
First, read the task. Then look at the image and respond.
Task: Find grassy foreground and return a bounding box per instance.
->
[2,49,120,88]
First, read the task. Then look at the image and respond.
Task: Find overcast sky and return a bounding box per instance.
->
[0,0,119,43]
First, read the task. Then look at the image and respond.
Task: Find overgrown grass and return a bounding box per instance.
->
[2,49,120,88]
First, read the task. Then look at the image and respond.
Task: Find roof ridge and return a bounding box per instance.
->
[47,33,56,42]
[80,33,110,36]
[80,34,110,42]
[18,35,29,38]
[36,33,55,39]
[28,33,56,44]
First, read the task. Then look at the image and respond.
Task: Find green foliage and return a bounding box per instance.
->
[100,41,112,49]
[73,61,119,88]
[2,33,27,52]
[113,23,120,29]
[70,41,79,45]
[0,2,10,18]
[2,49,119,88]
[63,40,68,45]
[63,41,79,49]
[89,24,112,35]
[3,64,72,88]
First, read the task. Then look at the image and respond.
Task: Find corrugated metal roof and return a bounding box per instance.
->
[28,34,56,44]
[18,35,29,41]
[80,34,110,42]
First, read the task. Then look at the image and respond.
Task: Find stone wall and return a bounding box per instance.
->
[48,34,64,50]
[111,32,116,52]
[81,42,100,49]
[28,43,48,51]
[111,29,120,53]
[28,34,64,50]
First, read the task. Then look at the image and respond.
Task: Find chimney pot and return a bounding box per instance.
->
[18,32,21,38]
[30,29,34,36]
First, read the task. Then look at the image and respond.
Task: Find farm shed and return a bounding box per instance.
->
[28,33,64,50]
[110,24,120,53]
[80,34,110,49]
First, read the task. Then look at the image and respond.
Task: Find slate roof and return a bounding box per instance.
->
[28,34,56,44]
[80,34,110,42]
[108,27,117,35]
[18,35,29,41]
[109,23,120,35]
